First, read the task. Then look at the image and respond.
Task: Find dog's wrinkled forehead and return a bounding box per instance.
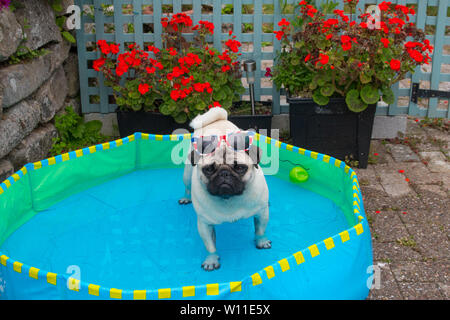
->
[198,144,252,166]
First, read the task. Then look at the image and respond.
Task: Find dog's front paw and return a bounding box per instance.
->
[178,197,192,205]
[255,236,272,249]
[201,253,220,271]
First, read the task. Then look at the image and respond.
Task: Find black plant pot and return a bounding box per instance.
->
[228,101,273,135]
[287,94,376,169]
[116,110,191,137]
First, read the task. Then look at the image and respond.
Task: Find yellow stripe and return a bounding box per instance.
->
[89,146,96,153]
[278,259,290,272]
[355,223,364,235]
[33,161,42,170]
[354,208,360,215]
[127,134,135,142]
[275,140,281,148]
[48,157,56,165]
[334,159,342,168]
[324,238,335,250]
[339,230,350,243]
[353,201,360,210]
[254,133,260,141]
[88,284,100,296]
[293,251,305,264]
[183,133,191,140]
[358,215,364,222]
[0,187,3,195]
[141,133,149,140]
[206,283,219,296]
[351,171,356,179]
[115,139,123,146]
[0,255,9,266]
[29,267,39,279]
[75,149,83,157]
[344,166,350,173]
[264,266,275,279]
[353,193,360,202]
[251,273,262,286]
[3,180,11,188]
[286,144,293,151]
[298,148,305,155]
[170,135,178,141]
[47,272,57,285]
[158,288,171,299]
[308,244,320,258]
[102,142,110,150]
[155,134,163,140]
[13,261,22,273]
[20,167,27,175]
[61,153,70,162]
[68,278,80,291]
[133,290,146,300]
[182,286,195,297]
[265,137,271,144]
[110,288,122,299]
[230,281,242,292]
[310,152,318,159]
[12,173,20,181]
[323,155,330,163]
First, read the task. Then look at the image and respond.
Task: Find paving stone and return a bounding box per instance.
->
[390,162,443,186]
[371,211,409,242]
[375,166,413,197]
[438,283,450,299]
[390,261,425,282]
[386,144,420,162]
[398,283,445,300]
[404,223,450,260]
[367,262,403,300]
[418,151,450,173]
[372,241,423,263]
[354,166,383,191]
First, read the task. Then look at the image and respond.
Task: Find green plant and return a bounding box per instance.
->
[272,0,433,113]
[50,0,77,44]
[50,106,109,156]
[94,14,244,124]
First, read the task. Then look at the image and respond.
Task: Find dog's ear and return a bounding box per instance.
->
[246,145,262,167]
[189,150,200,166]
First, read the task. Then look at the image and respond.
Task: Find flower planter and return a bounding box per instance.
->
[116,110,191,137]
[287,95,376,169]
[229,101,273,134]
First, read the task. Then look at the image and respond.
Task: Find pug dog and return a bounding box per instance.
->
[179,107,271,271]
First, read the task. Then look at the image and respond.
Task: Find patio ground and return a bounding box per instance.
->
[358,117,449,300]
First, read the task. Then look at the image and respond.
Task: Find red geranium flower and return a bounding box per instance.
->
[138,83,149,95]
[390,59,401,71]
[380,38,390,48]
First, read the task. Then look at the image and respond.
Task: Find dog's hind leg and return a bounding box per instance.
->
[254,206,272,249]
[197,219,220,271]
[178,163,192,204]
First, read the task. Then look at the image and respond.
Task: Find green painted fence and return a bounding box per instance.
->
[75,0,450,118]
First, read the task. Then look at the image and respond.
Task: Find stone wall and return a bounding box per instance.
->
[0,0,79,181]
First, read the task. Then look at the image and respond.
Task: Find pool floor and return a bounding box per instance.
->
[0,168,348,290]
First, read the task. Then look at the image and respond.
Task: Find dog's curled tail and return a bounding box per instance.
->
[190,107,228,130]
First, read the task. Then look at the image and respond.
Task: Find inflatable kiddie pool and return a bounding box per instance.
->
[0,133,372,300]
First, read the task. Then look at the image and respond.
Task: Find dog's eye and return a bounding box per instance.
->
[202,164,216,176]
[233,164,248,175]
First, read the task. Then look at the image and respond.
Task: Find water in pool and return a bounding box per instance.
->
[0,168,348,290]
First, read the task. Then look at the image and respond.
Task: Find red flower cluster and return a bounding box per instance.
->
[161,13,193,31]
[274,18,291,40]
[225,38,242,53]
[299,1,317,18]
[192,20,214,34]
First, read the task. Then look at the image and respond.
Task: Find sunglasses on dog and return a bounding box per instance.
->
[191,131,255,156]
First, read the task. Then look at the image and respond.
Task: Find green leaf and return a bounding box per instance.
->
[84,120,103,133]
[128,91,140,100]
[320,84,335,97]
[381,87,395,105]
[360,85,380,105]
[345,89,368,113]
[194,101,206,111]
[130,104,142,111]
[359,72,372,84]
[159,103,171,115]
[61,31,76,44]
[174,113,188,124]
[312,89,330,106]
